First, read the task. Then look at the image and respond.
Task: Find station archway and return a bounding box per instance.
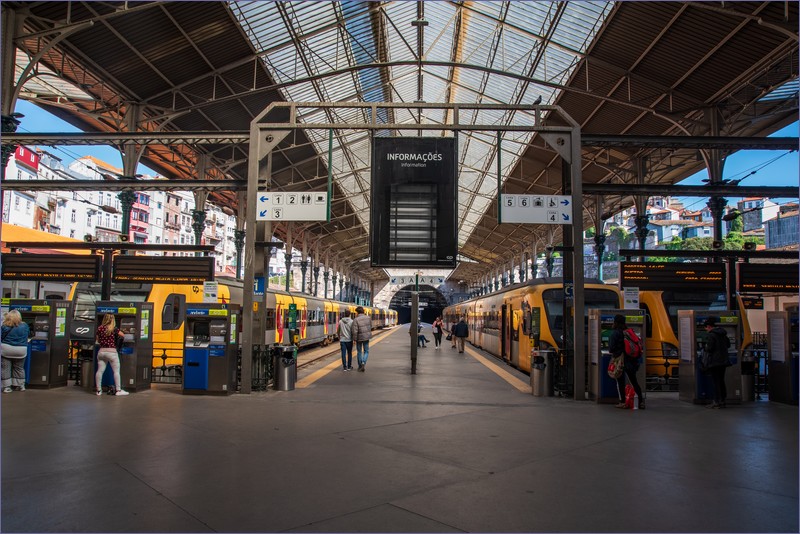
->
[389,285,450,324]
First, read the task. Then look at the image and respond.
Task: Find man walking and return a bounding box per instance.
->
[351,306,372,372]
[453,316,469,354]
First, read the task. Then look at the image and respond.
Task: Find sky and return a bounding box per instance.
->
[11,98,800,213]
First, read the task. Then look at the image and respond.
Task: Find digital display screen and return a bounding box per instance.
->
[1,254,101,281]
[738,263,799,293]
[113,256,214,283]
[620,262,726,291]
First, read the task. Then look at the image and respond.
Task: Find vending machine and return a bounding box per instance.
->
[182,304,239,395]
[588,309,646,403]
[677,310,741,404]
[5,299,71,388]
[94,302,153,392]
[767,311,798,405]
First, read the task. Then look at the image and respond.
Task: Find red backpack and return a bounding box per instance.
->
[623,328,643,361]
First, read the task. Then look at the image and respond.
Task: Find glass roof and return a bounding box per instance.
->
[230,1,613,246]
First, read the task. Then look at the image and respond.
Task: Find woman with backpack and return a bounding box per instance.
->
[609,314,644,410]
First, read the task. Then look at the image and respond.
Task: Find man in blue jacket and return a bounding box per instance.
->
[453,317,469,354]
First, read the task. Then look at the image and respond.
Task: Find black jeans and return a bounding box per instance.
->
[433,332,442,346]
[616,360,643,402]
[709,366,727,405]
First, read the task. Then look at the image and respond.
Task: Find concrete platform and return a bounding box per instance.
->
[2,325,797,532]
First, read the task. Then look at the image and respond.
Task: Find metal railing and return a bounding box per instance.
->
[151,342,184,384]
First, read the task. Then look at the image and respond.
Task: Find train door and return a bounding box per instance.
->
[501,304,508,362]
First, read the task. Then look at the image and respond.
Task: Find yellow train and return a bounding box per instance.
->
[638,290,754,388]
[443,278,622,373]
[68,278,397,369]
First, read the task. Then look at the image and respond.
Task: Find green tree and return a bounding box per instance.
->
[729,214,744,233]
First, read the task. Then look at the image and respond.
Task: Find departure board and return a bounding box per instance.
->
[620,262,726,291]
[738,263,799,293]
[113,256,214,283]
[1,254,101,281]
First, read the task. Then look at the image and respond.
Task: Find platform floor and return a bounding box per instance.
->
[2,325,798,533]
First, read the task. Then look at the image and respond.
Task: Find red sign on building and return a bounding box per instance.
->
[14,146,39,171]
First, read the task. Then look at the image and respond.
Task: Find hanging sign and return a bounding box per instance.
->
[500,194,573,224]
[256,191,328,221]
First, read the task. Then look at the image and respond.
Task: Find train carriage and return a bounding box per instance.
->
[443,278,623,374]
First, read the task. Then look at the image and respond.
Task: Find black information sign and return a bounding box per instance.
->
[113,256,214,283]
[740,296,764,310]
[738,263,799,293]
[371,137,457,268]
[620,262,726,292]
[1,253,101,281]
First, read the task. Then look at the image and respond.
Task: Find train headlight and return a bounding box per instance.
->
[661,343,678,360]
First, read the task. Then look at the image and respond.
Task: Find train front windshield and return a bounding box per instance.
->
[72,282,151,321]
[542,288,621,344]
[662,291,728,333]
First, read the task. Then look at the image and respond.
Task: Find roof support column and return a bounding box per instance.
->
[705,107,727,244]
[313,249,320,296]
[242,122,289,394]
[234,191,246,280]
[594,195,607,281]
[633,157,650,256]
[284,223,293,292]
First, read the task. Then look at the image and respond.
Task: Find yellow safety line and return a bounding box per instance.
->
[465,346,532,394]
[295,328,392,388]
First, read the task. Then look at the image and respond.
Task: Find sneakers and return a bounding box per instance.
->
[638,399,646,410]
[96,389,103,396]
[347,366,353,370]
[115,389,130,396]
[16,385,25,392]
[2,387,11,394]
[357,365,365,372]
[614,402,627,409]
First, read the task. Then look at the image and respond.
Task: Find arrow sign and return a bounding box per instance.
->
[257,191,328,221]
[499,194,573,225]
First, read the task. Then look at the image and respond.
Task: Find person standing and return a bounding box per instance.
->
[703,316,730,409]
[95,314,129,396]
[609,314,644,410]
[432,316,444,349]
[453,316,469,354]
[351,306,372,372]
[1,310,30,393]
[337,310,354,371]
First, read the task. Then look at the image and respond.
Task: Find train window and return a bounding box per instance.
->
[265,309,275,331]
[521,301,531,335]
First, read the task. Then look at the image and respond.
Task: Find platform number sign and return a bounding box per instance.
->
[256,191,328,221]
[500,194,572,225]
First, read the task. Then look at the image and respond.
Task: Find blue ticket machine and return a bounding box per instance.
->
[767,311,799,405]
[94,302,154,392]
[588,309,646,403]
[5,299,71,388]
[182,304,239,395]
[678,310,741,405]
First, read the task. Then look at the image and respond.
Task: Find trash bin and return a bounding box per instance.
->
[272,345,296,391]
[81,359,95,392]
[531,353,546,397]
[741,350,755,402]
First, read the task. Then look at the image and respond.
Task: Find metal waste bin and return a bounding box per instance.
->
[272,346,296,391]
[741,349,755,402]
[81,359,95,392]
[543,350,555,396]
[531,352,546,397]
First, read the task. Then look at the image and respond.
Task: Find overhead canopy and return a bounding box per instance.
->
[5,1,798,285]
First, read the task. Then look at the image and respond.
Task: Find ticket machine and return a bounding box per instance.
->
[95,302,153,392]
[5,299,71,388]
[588,309,646,403]
[767,311,798,405]
[182,304,239,395]
[677,310,741,404]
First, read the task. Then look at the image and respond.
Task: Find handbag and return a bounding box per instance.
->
[445,333,453,341]
[607,355,624,379]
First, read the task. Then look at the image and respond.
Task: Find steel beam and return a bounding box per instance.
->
[582,183,797,198]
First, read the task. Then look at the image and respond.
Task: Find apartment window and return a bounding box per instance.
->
[17,170,22,180]
[69,230,75,238]
[71,210,76,223]
[156,217,162,227]
[105,214,110,228]
[14,196,19,208]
